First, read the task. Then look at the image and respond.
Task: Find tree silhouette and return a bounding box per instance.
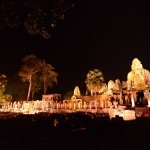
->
[31,73,42,100]
[19,54,45,101]
[40,63,58,94]
[0,0,74,38]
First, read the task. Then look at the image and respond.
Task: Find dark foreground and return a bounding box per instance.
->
[0,112,150,150]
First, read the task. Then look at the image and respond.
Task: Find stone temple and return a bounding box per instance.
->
[67,58,150,119]
[1,58,150,120]
[70,58,150,106]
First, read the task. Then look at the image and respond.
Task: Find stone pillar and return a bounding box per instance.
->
[131,98,135,107]
[91,90,93,96]
[148,99,150,107]
[84,102,86,109]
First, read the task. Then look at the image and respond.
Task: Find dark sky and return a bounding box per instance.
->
[0,0,150,95]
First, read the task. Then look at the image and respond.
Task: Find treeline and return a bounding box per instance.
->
[0,54,58,105]
[0,0,74,38]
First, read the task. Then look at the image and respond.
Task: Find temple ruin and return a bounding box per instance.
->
[1,58,150,120]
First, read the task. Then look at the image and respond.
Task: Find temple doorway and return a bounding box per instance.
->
[136,91,144,105]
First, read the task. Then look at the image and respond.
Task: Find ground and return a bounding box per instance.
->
[0,112,149,150]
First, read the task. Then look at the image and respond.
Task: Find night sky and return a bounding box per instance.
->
[0,0,150,96]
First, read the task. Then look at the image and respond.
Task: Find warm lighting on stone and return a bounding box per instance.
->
[2,57,150,120]
[84,102,86,109]
[131,98,135,107]
[148,100,150,107]
[90,104,91,109]
[74,103,76,109]
[100,101,104,108]
[69,103,71,109]
[57,103,59,109]
[78,102,81,109]
[123,110,136,121]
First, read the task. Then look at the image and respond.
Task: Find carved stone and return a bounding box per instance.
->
[74,86,81,97]
[127,58,146,91]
